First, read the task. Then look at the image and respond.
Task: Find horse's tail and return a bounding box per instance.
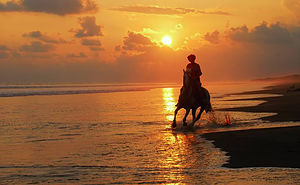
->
[202,87,213,113]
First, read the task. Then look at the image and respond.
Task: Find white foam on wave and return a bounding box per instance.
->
[0,83,179,97]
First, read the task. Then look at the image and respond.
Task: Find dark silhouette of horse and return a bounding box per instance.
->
[172,70,212,128]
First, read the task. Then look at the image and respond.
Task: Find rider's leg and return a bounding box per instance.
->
[197,79,205,102]
[197,78,202,94]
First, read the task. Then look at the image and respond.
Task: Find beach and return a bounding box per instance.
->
[2,0,300,183]
[202,126,300,168]
[203,80,300,168]
[0,82,300,184]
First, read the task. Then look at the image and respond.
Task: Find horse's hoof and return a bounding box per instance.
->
[172,122,177,128]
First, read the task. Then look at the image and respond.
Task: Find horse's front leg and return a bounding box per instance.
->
[183,109,190,126]
[192,108,197,122]
[191,107,205,127]
[172,107,181,128]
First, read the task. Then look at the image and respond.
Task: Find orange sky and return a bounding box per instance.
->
[0,0,300,83]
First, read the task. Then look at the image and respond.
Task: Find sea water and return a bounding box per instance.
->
[0,82,299,184]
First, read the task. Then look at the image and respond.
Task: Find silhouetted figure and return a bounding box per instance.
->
[177,54,203,106]
[186,54,202,88]
[173,54,212,128]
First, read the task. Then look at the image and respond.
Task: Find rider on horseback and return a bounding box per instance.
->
[173,54,212,128]
[177,54,202,105]
[186,54,202,90]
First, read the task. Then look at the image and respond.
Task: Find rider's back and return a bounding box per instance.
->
[186,63,202,80]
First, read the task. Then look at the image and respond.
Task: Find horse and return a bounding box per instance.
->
[172,70,212,128]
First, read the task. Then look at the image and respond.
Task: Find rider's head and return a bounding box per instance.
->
[187,54,196,63]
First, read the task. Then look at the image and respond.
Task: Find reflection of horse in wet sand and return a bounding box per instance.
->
[172,70,212,128]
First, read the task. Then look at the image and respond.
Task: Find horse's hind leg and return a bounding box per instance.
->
[172,107,181,128]
[183,109,190,126]
[191,107,205,127]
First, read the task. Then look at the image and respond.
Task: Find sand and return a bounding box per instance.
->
[202,126,300,168]
[202,81,300,168]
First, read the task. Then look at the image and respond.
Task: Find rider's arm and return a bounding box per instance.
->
[186,64,192,76]
[186,64,191,71]
[197,64,202,77]
[199,65,202,76]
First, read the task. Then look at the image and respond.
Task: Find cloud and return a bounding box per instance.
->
[195,22,300,80]
[0,45,9,50]
[122,31,156,52]
[74,16,103,38]
[1,22,300,84]
[226,22,292,44]
[0,45,9,58]
[176,24,183,30]
[89,47,104,51]
[0,60,120,83]
[23,31,66,44]
[81,38,101,46]
[115,45,121,51]
[0,1,21,11]
[111,5,231,16]
[204,31,220,44]
[20,41,55,52]
[81,39,104,51]
[0,52,9,58]
[23,31,42,38]
[67,52,87,58]
[0,0,97,15]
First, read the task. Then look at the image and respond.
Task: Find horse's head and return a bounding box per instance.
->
[183,69,191,88]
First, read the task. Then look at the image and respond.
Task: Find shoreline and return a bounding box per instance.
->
[203,81,300,168]
[218,82,300,122]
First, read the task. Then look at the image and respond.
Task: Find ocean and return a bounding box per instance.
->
[0,82,299,184]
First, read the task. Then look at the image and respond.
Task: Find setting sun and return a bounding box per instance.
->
[162,36,172,46]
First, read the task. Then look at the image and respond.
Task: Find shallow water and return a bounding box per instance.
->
[0,82,299,184]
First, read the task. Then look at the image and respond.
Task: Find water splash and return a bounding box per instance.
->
[194,111,238,129]
[210,112,234,125]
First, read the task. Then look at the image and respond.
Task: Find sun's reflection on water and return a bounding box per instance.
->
[158,132,191,183]
[162,88,176,121]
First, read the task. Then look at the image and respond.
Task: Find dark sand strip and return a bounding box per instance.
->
[202,126,300,168]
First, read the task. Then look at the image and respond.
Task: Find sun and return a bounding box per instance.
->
[162,36,172,46]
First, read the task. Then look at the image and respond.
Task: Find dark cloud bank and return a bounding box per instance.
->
[0,0,97,15]
[23,31,67,44]
[111,5,231,16]
[20,41,54,52]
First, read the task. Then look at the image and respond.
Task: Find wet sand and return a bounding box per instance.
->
[203,80,300,168]
[202,126,300,168]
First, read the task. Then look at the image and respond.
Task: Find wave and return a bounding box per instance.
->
[0,83,175,89]
[0,88,148,97]
[0,83,179,97]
